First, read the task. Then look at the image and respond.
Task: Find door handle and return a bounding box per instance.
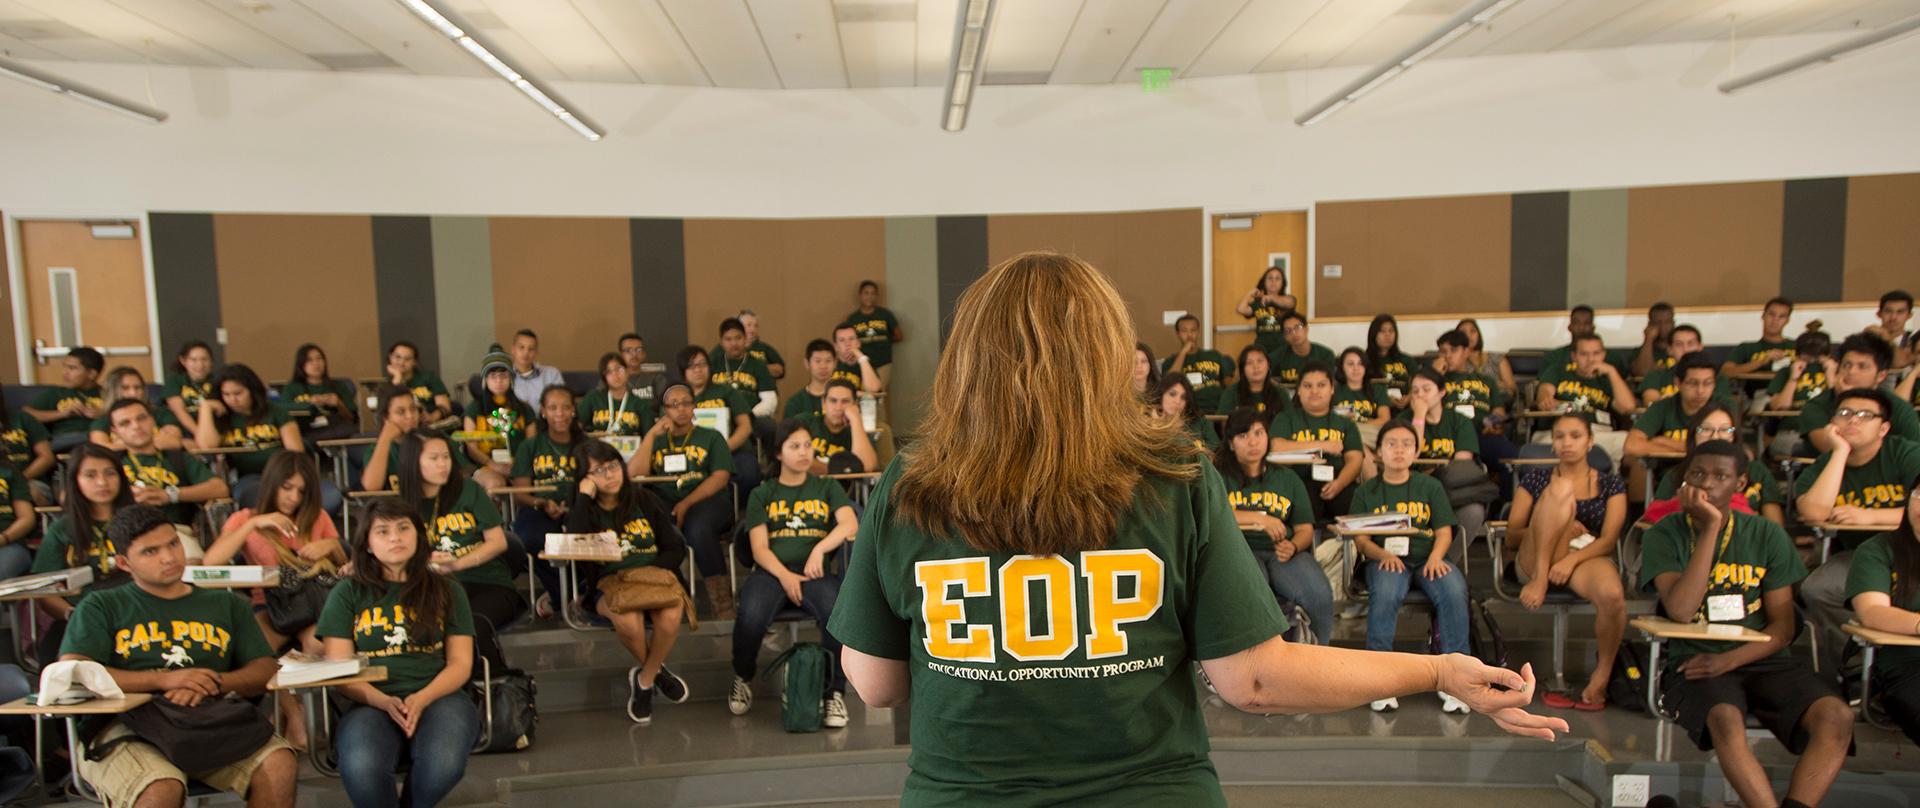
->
[33,340,151,364]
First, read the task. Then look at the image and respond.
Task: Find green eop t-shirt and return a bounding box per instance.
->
[743,475,853,570]
[120,450,216,524]
[510,432,578,504]
[1655,459,1784,513]
[1348,473,1458,562]
[163,373,212,421]
[1330,383,1388,423]
[216,403,294,477]
[1222,467,1313,555]
[708,349,777,397]
[1165,350,1235,412]
[582,388,653,436]
[1639,511,1806,661]
[30,385,105,436]
[827,459,1288,808]
[1844,533,1920,673]
[1416,410,1480,459]
[0,410,49,468]
[831,362,868,393]
[1269,343,1336,387]
[1793,436,1920,550]
[646,426,734,504]
[421,479,511,589]
[846,307,900,368]
[1766,364,1826,410]
[317,579,474,697]
[61,584,273,673]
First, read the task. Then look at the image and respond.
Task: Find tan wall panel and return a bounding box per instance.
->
[212,214,381,385]
[1625,181,1784,308]
[1211,211,1308,359]
[1843,172,1920,301]
[1315,197,1513,320]
[986,209,1203,363]
[489,217,634,374]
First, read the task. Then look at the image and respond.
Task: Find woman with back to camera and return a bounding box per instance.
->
[828,252,1561,807]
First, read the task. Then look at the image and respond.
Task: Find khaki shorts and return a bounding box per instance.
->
[78,721,292,808]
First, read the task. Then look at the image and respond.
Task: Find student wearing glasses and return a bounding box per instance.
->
[1269,311,1336,387]
[631,384,736,620]
[1235,265,1295,359]
[582,352,653,437]
[1798,333,1919,455]
[1635,327,1730,407]
[617,333,662,404]
[1645,402,1785,529]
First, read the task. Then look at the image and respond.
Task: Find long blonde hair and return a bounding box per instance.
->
[894,251,1199,556]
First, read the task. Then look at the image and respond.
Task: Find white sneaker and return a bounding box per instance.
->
[1370,697,1398,712]
[1440,692,1471,714]
[822,692,849,728]
[728,676,753,715]
[535,592,554,619]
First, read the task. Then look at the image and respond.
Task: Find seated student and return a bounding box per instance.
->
[710,318,778,415]
[1235,264,1296,359]
[1217,408,1331,644]
[847,280,903,405]
[1844,481,1920,744]
[1349,420,1471,714]
[367,385,485,492]
[1159,314,1235,412]
[1435,329,1520,493]
[462,346,536,482]
[1534,333,1636,470]
[1456,318,1519,405]
[1799,333,1920,454]
[618,333,663,404]
[583,352,653,437]
[1636,327,1730,406]
[632,384,736,619]
[1723,296,1796,390]
[1795,386,1920,680]
[1132,342,1161,402]
[0,390,53,503]
[204,450,343,752]
[1269,311,1337,387]
[800,380,878,475]
[1331,348,1389,445]
[1540,305,1629,379]
[1767,326,1832,414]
[164,340,217,438]
[1900,354,1920,410]
[1408,370,1478,462]
[1642,440,1852,808]
[385,341,452,423]
[1152,374,1217,452]
[510,385,583,615]
[0,458,33,581]
[59,504,297,808]
[396,428,525,645]
[1506,413,1628,708]
[108,399,229,536]
[25,346,106,451]
[281,343,359,442]
[1366,314,1415,406]
[89,366,185,451]
[30,446,133,664]
[831,323,885,395]
[1645,402,1787,528]
[1626,352,1726,466]
[677,347,762,497]
[565,441,689,725]
[1866,289,1915,372]
[1268,361,1363,522]
[320,497,480,808]
[1629,301,1676,376]
[197,364,343,516]
[785,339,839,419]
[1218,345,1289,428]
[506,330,565,410]
[736,310,786,379]
[729,419,855,726]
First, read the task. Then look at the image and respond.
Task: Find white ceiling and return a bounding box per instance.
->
[0,0,1914,89]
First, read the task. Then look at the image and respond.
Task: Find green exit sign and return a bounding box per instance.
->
[1141,68,1171,91]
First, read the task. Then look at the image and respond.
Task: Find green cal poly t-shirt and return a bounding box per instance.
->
[1249,303,1286,356]
[1639,511,1805,661]
[1417,410,1479,459]
[32,517,116,605]
[423,479,512,589]
[647,426,734,504]
[462,395,534,456]
[584,501,664,575]
[317,579,474,698]
[1269,343,1336,387]
[61,584,273,673]
[1330,383,1388,424]
[827,459,1288,808]
[120,450,216,524]
[800,414,859,467]
[747,339,784,370]
[1166,350,1235,412]
[30,385,105,436]
[1349,473,1458,562]
[1215,384,1288,428]
[1656,460,1785,514]
[708,349,777,397]
[831,362,868,393]
[1270,408,1361,477]
[1223,468,1313,555]
[1537,366,1621,422]
[1635,367,1731,403]
[217,403,294,476]
[581,388,653,436]
[744,475,853,570]
[1,410,48,469]
[397,370,450,415]
[847,307,900,368]
[0,466,26,522]
[162,373,212,421]
[510,433,578,504]
[1766,364,1826,410]
[785,388,826,420]
[1793,436,1920,550]
[1442,371,1499,425]
[362,440,470,493]
[1798,388,1920,443]
[1373,350,1415,397]
[1631,396,1708,443]
[689,384,755,430]
[1844,533,1920,673]
[280,378,355,418]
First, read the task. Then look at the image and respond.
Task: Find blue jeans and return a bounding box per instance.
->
[336,692,479,808]
[1364,560,1469,654]
[234,474,343,518]
[1250,546,1333,645]
[731,568,845,693]
[730,448,762,503]
[511,508,564,606]
[0,544,29,582]
[679,495,735,578]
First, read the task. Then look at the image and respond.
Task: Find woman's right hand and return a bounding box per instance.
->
[1434,659,1567,741]
[1374,553,1405,573]
[379,693,410,728]
[203,399,227,418]
[388,365,406,386]
[251,513,296,538]
[578,478,598,499]
[648,418,672,437]
[379,418,405,442]
[778,570,805,606]
[1259,515,1286,544]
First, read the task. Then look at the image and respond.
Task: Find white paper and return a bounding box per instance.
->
[491,448,510,465]
[1772,357,1790,371]
[1388,388,1403,400]
[1383,536,1411,557]
[1185,372,1204,386]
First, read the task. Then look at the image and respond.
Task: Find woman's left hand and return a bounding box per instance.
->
[1422,557,1452,581]
[1546,557,1577,585]
[400,692,434,737]
[803,551,826,580]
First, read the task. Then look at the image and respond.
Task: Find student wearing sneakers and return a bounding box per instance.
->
[736,310,786,379]
[25,346,106,451]
[800,380,878,475]
[1799,333,1920,454]
[1641,440,1852,808]
[1217,408,1330,644]
[583,352,653,437]
[108,399,229,535]
[89,366,185,452]
[730,419,857,726]
[565,441,690,725]
[632,384,736,619]
[164,341,216,439]
[827,253,1561,807]
[1218,346,1289,431]
[1635,327,1730,406]
[58,505,297,808]
[1269,311,1337,387]
[1153,374,1218,452]
[462,347,536,485]
[1348,420,1473,715]
[383,341,452,423]
[1268,362,1363,521]
[785,340,838,420]
[320,496,480,808]
[1844,481,1920,744]
[510,385,584,617]
[1160,315,1234,412]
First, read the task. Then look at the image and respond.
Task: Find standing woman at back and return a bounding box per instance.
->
[829,252,1560,807]
[1235,265,1295,359]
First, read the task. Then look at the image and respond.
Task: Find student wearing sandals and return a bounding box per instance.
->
[1506,413,1628,709]
[199,364,343,516]
[1235,265,1295,359]
[1216,346,1288,430]
[1366,314,1415,407]
[0,392,53,504]
[281,344,359,443]
[386,341,452,423]
[1132,342,1161,403]
[1844,480,1920,744]
[1646,403,1787,529]
[1268,362,1363,522]
[164,340,217,439]
[511,386,583,619]
[1153,373,1217,452]
[205,451,344,752]
[30,445,133,665]
[631,384,736,620]
[566,440,690,725]
[1349,420,1472,714]
[1217,408,1331,644]
[320,496,480,808]
[728,420,855,725]
[583,352,653,437]
[89,366,184,451]
[396,429,525,655]
[463,347,536,487]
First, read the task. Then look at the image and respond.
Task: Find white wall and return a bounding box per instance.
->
[1,31,1918,219]
[1285,304,1884,359]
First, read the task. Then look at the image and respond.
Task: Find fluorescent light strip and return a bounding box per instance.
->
[0,55,168,123]
[1719,13,1920,94]
[393,0,604,141]
[942,0,997,132]
[1294,0,1521,127]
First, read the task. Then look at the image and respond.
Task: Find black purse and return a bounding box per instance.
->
[86,695,275,772]
[263,567,338,636]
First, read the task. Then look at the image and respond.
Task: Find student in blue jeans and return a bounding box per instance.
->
[1348,419,1471,714]
[1215,407,1333,643]
[319,496,480,808]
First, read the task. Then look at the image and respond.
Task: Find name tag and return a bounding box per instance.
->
[1772,357,1790,371]
[662,454,688,473]
[1707,593,1745,623]
[1186,372,1204,386]
[491,449,510,465]
[1454,404,1476,419]
[1311,463,1335,482]
[1569,533,1595,551]
[1593,411,1612,428]
[1383,536,1411,557]
[1388,388,1403,400]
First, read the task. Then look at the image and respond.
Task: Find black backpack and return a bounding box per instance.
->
[472,666,538,753]
[85,695,275,772]
[1424,596,1506,668]
[1607,641,1651,713]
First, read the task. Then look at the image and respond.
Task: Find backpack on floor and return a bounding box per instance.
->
[1607,641,1650,714]
[1468,597,1507,668]
[762,642,833,733]
[1278,600,1316,646]
[472,666,538,753]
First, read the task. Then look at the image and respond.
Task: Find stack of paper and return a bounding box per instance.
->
[1266,450,1322,463]
[185,566,272,585]
[277,652,366,687]
[0,567,93,598]
[544,531,621,561]
[1336,513,1414,532]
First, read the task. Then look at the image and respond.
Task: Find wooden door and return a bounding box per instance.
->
[1211,211,1308,358]
[17,220,151,384]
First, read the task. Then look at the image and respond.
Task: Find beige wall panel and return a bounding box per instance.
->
[1625,181,1784,308]
[488,217,634,374]
[986,209,1204,363]
[1843,172,1920,301]
[212,214,380,384]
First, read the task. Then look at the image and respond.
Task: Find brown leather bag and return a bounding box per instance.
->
[597,566,697,629]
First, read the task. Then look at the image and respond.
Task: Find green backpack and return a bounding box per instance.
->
[761,642,834,733]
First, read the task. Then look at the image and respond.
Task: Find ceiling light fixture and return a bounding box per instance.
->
[1719,13,1920,94]
[0,55,168,123]
[391,0,604,140]
[942,0,997,132]
[1294,0,1522,127]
